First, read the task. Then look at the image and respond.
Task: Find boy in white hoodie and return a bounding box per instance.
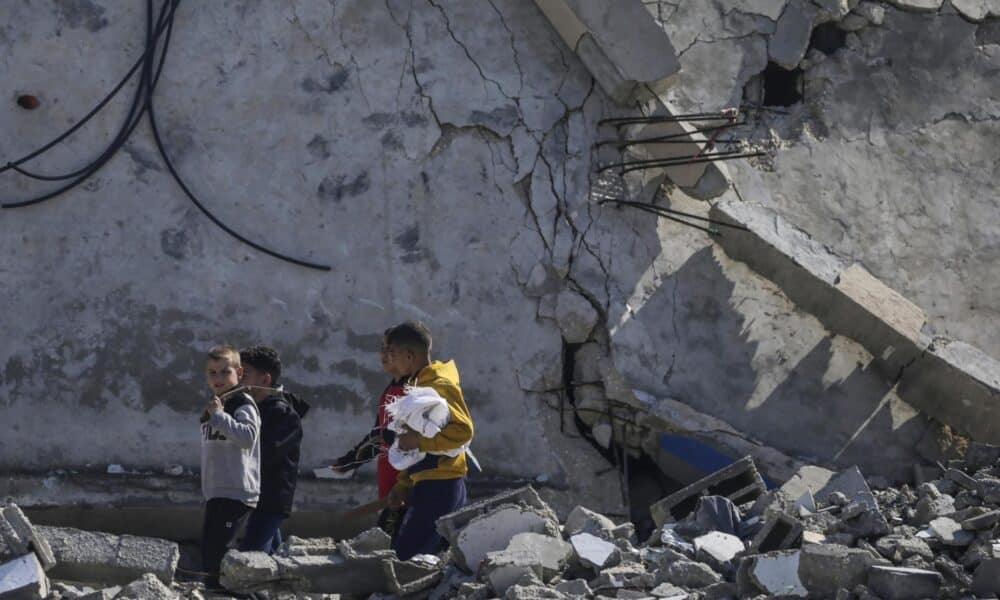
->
[200,345,261,588]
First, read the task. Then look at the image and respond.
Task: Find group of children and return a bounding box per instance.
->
[199,321,474,588]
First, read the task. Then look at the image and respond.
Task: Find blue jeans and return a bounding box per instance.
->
[392,478,466,561]
[239,509,285,554]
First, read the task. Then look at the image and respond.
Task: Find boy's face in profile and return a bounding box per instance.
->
[380,337,397,376]
[206,357,242,396]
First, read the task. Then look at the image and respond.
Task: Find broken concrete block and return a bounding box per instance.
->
[884,0,944,11]
[662,560,721,589]
[437,486,557,546]
[649,581,687,598]
[219,551,280,592]
[112,573,177,600]
[913,493,955,525]
[0,554,48,600]
[927,517,975,546]
[454,505,561,573]
[482,533,574,595]
[0,506,54,571]
[555,290,599,343]
[504,581,570,599]
[746,551,807,598]
[749,512,803,553]
[36,526,178,586]
[569,533,617,570]
[553,578,591,597]
[962,509,1000,530]
[532,0,680,103]
[945,468,978,490]
[693,532,743,571]
[798,544,887,597]
[867,565,942,600]
[874,535,934,563]
[343,527,392,555]
[592,563,651,592]
[964,442,1000,471]
[76,586,121,600]
[769,0,819,68]
[564,505,616,538]
[973,558,1000,596]
[649,457,766,526]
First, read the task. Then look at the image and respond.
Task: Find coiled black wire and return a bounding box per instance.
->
[2,0,332,272]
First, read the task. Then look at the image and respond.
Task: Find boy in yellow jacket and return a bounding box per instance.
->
[385,321,473,559]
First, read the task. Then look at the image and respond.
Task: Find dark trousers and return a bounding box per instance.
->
[239,509,285,554]
[392,478,466,561]
[201,498,253,581]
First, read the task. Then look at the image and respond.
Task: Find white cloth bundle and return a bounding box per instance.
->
[385,385,466,470]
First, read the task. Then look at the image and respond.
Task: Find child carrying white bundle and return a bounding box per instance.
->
[384,385,467,470]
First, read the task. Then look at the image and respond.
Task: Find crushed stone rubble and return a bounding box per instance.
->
[8,446,1000,598]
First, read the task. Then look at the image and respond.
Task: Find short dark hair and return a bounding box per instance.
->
[240,345,282,384]
[207,344,240,367]
[386,321,432,356]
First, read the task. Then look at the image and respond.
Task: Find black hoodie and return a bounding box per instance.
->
[256,389,310,516]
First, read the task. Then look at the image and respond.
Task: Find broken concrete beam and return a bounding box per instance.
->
[532,0,680,104]
[482,533,574,595]
[113,573,177,600]
[867,565,942,600]
[569,532,617,570]
[649,456,766,526]
[797,543,888,597]
[0,506,54,571]
[897,339,1000,444]
[749,512,803,553]
[0,554,48,600]
[35,526,178,586]
[437,486,557,545]
[711,200,929,380]
[452,504,561,573]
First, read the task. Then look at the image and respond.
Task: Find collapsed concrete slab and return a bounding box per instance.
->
[649,456,766,526]
[481,533,574,595]
[569,532,617,570]
[0,506,54,571]
[737,550,807,598]
[35,526,178,586]
[437,487,558,546]
[0,554,48,600]
[867,565,942,600]
[532,0,680,103]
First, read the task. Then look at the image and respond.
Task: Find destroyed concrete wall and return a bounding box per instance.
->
[0,0,996,520]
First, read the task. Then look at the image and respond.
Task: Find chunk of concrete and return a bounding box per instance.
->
[874,535,934,563]
[569,533,617,570]
[749,512,803,553]
[650,457,766,526]
[928,517,975,546]
[973,558,1000,596]
[748,551,807,598]
[343,527,392,554]
[769,1,819,68]
[662,560,722,589]
[555,291,599,343]
[533,0,681,103]
[649,582,688,598]
[219,551,280,592]
[77,586,121,600]
[0,506,55,571]
[0,554,48,600]
[113,573,177,600]
[564,505,616,538]
[798,544,886,597]
[884,0,944,11]
[437,486,557,545]
[867,565,942,600]
[962,509,1000,530]
[693,532,743,569]
[554,578,591,597]
[36,526,178,586]
[454,505,561,573]
[482,533,574,595]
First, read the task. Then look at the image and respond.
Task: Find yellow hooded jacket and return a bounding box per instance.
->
[394,360,473,490]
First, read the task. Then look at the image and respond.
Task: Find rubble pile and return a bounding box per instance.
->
[9,444,1000,598]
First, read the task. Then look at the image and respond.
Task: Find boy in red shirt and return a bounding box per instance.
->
[331,331,406,529]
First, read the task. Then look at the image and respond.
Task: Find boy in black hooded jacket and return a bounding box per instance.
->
[238,346,309,554]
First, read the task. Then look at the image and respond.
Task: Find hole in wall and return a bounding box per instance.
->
[808,22,847,55]
[761,62,803,107]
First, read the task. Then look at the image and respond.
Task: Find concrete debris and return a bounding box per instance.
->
[113,573,178,600]
[563,505,616,538]
[569,533,617,570]
[740,550,807,597]
[692,531,743,571]
[553,578,591,596]
[798,544,888,597]
[867,565,942,600]
[453,505,561,573]
[0,554,48,600]
[482,533,574,595]
[0,506,55,571]
[436,486,558,549]
[662,560,722,588]
[36,526,178,586]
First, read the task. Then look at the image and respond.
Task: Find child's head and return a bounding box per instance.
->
[205,345,243,396]
[240,345,281,389]
[384,321,432,377]
[379,328,395,375]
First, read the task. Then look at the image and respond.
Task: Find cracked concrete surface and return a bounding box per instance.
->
[0,0,996,520]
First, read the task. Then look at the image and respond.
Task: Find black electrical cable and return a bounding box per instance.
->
[4,0,331,272]
[141,1,332,271]
[0,0,178,176]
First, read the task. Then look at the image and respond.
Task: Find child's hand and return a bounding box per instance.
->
[206,396,224,415]
[387,484,408,509]
[397,431,421,451]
